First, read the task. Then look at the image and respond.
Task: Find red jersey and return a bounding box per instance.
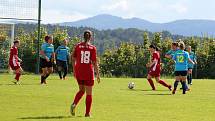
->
[9,46,20,67]
[73,42,97,81]
[150,51,161,71]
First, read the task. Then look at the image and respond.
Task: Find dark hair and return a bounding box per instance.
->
[84,30,92,42]
[13,40,20,44]
[149,44,156,49]
[172,42,178,47]
[45,35,52,42]
[156,46,161,51]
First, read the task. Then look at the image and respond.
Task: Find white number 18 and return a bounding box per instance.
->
[81,51,90,64]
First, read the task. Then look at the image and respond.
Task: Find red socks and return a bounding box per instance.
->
[86,95,92,115]
[158,80,169,88]
[15,73,21,81]
[73,91,85,105]
[147,79,155,90]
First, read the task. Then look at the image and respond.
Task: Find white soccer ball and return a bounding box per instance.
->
[128,82,135,89]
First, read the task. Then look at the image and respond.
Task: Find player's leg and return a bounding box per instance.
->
[63,61,68,80]
[147,74,155,90]
[57,60,63,79]
[172,75,180,94]
[71,84,85,116]
[41,67,48,84]
[43,67,53,84]
[181,76,187,94]
[189,69,193,85]
[85,85,93,117]
[155,76,172,91]
[13,67,22,84]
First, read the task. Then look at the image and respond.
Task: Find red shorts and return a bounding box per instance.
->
[148,69,160,77]
[9,63,20,70]
[77,80,94,86]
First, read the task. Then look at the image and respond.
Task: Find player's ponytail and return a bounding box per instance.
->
[84,30,92,42]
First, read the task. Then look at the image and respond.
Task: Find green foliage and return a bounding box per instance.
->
[0,23,214,78]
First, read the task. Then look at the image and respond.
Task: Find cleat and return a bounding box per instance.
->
[168,85,172,91]
[172,89,176,95]
[190,83,192,85]
[70,104,76,116]
[12,80,17,84]
[183,91,186,94]
[85,114,91,117]
[63,77,66,80]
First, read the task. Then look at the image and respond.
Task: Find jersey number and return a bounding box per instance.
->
[81,51,90,64]
[177,55,184,63]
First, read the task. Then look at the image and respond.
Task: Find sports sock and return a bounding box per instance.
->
[44,74,50,80]
[174,81,179,90]
[58,71,62,79]
[63,70,67,78]
[147,79,155,90]
[15,73,21,81]
[85,95,92,116]
[41,75,46,83]
[158,80,169,88]
[73,91,85,105]
[190,74,193,84]
[181,81,186,94]
[187,75,190,84]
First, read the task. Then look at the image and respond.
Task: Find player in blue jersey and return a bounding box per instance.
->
[172,42,194,94]
[55,38,70,80]
[40,35,56,84]
[165,42,189,91]
[187,46,197,85]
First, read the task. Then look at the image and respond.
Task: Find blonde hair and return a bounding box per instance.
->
[178,41,185,50]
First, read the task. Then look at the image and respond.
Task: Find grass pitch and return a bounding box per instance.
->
[0,74,215,121]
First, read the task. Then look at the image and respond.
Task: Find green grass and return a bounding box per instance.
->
[0,74,215,121]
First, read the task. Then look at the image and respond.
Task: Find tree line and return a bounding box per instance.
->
[0,23,214,78]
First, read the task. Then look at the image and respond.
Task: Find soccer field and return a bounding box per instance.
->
[0,74,215,121]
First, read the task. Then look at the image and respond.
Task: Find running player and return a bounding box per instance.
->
[39,35,55,84]
[187,46,197,85]
[146,45,172,91]
[172,42,195,94]
[55,38,70,80]
[9,40,23,84]
[70,30,100,117]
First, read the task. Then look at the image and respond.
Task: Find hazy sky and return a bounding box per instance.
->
[1,0,215,23]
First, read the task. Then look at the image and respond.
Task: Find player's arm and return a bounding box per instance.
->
[188,58,195,65]
[51,52,56,64]
[71,48,76,77]
[92,59,100,84]
[149,59,157,68]
[92,48,100,84]
[40,45,50,62]
[165,51,172,59]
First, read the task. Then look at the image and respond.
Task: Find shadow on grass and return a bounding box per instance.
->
[144,93,172,96]
[120,89,170,92]
[4,83,41,86]
[18,115,74,120]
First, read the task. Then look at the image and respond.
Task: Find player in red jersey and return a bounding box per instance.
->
[9,40,23,84]
[70,30,100,117]
[146,45,172,90]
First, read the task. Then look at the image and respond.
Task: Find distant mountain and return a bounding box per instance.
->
[59,14,215,36]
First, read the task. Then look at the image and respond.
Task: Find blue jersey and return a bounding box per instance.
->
[40,42,54,59]
[188,51,196,69]
[55,45,70,61]
[166,49,179,58]
[173,50,190,71]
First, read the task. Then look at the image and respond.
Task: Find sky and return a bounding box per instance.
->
[1,0,215,23]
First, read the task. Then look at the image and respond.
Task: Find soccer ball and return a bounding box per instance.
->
[128,82,135,89]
